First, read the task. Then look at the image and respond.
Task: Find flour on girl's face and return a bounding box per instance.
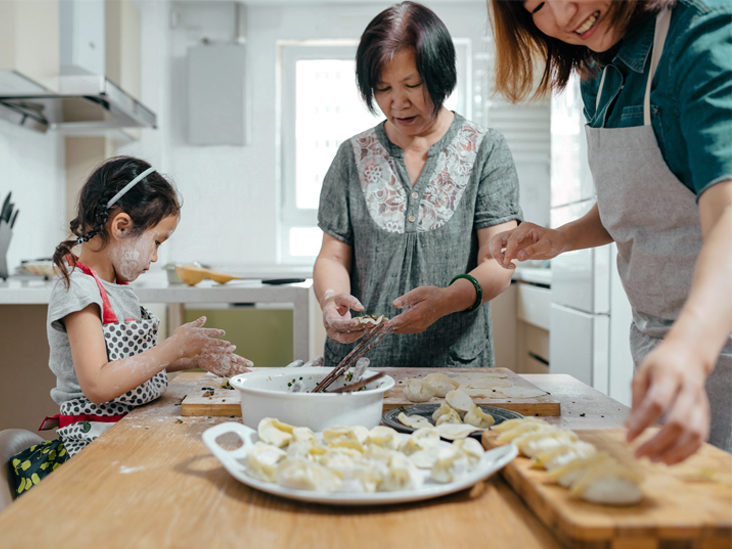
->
[111,215,179,282]
[111,232,156,282]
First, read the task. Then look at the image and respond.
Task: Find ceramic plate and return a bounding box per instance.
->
[382,404,524,438]
[202,421,517,506]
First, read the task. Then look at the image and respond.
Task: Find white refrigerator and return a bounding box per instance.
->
[548,75,634,405]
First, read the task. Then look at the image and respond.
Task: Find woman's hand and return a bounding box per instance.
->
[625,338,711,465]
[390,286,451,334]
[489,222,568,268]
[322,292,369,343]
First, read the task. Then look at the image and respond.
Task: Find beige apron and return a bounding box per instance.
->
[586,9,731,451]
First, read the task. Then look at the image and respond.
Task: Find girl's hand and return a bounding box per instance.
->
[489,222,568,269]
[168,316,238,359]
[625,338,711,465]
[322,293,368,343]
[391,286,449,334]
[198,351,253,377]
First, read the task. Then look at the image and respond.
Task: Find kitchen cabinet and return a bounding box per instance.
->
[516,281,550,373]
[491,271,551,374]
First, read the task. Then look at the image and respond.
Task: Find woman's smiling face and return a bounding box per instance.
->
[523,0,623,52]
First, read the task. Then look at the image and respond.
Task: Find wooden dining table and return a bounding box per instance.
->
[0,370,632,548]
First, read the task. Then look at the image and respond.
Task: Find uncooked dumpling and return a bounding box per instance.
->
[422,373,459,398]
[452,437,484,465]
[397,412,434,430]
[379,453,421,491]
[435,422,480,440]
[463,404,495,429]
[430,446,469,483]
[276,458,342,492]
[322,425,369,445]
[258,417,295,448]
[445,389,474,414]
[400,427,440,455]
[570,461,643,505]
[403,378,434,402]
[432,402,462,425]
[246,441,287,482]
[368,425,400,450]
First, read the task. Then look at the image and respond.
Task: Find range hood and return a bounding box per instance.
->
[0,69,156,137]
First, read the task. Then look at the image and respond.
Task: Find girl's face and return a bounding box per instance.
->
[523,1,623,52]
[373,48,438,139]
[111,214,179,282]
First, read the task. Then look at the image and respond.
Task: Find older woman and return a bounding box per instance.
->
[487,0,732,464]
[313,1,521,368]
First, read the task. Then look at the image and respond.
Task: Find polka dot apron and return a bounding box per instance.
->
[44,262,168,457]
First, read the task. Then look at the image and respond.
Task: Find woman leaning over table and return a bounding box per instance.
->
[487,0,732,464]
[313,2,521,368]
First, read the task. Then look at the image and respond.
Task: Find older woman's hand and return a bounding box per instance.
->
[489,222,567,269]
[390,286,451,334]
[322,292,369,343]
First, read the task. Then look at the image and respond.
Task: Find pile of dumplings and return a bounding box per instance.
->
[493,417,643,506]
[244,417,486,493]
[397,387,496,440]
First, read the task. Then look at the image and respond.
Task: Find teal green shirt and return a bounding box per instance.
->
[580,0,732,197]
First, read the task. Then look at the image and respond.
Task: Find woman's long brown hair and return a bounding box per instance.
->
[488,0,673,102]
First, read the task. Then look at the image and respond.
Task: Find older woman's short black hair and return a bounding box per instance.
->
[356,1,456,115]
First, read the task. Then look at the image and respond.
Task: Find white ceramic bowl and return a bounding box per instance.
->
[229,367,394,431]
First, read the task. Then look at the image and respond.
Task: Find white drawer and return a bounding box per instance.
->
[516,283,551,331]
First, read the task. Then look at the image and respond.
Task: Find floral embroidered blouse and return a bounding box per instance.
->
[317,113,522,367]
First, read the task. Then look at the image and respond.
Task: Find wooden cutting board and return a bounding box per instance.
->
[379,367,560,416]
[180,367,561,417]
[482,428,732,548]
[180,387,241,417]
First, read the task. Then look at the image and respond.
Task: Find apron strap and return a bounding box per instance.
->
[38,413,126,431]
[596,8,672,125]
[74,260,119,324]
[644,8,672,125]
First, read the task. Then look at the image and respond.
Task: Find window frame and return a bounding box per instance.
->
[277,39,471,264]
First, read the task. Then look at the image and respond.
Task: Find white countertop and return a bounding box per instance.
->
[0,271,313,305]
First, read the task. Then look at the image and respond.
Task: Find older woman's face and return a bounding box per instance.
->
[373,49,437,137]
[523,0,623,52]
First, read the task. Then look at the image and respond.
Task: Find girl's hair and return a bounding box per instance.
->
[489,0,675,102]
[356,1,456,115]
[53,156,181,287]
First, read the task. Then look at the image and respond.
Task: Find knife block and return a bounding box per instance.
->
[0,222,11,280]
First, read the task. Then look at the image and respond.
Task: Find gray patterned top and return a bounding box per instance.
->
[317,113,521,367]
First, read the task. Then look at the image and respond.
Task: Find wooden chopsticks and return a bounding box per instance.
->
[311,321,392,393]
[330,371,387,393]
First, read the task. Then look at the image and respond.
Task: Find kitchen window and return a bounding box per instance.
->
[278,40,469,263]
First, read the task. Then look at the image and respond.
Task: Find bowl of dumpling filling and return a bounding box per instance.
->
[229,367,395,432]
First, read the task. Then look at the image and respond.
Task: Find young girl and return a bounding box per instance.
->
[10,156,252,495]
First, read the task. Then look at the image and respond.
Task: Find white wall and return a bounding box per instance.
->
[0,1,550,276]
[0,119,65,273]
[122,0,522,272]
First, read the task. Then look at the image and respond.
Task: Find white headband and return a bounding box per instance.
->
[106,166,156,209]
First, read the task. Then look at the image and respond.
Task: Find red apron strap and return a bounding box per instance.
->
[73,260,119,324]
[39,413,127,431]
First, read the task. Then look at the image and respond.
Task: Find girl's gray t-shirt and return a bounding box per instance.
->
[317,113,521,367]
[47,269,143,404]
